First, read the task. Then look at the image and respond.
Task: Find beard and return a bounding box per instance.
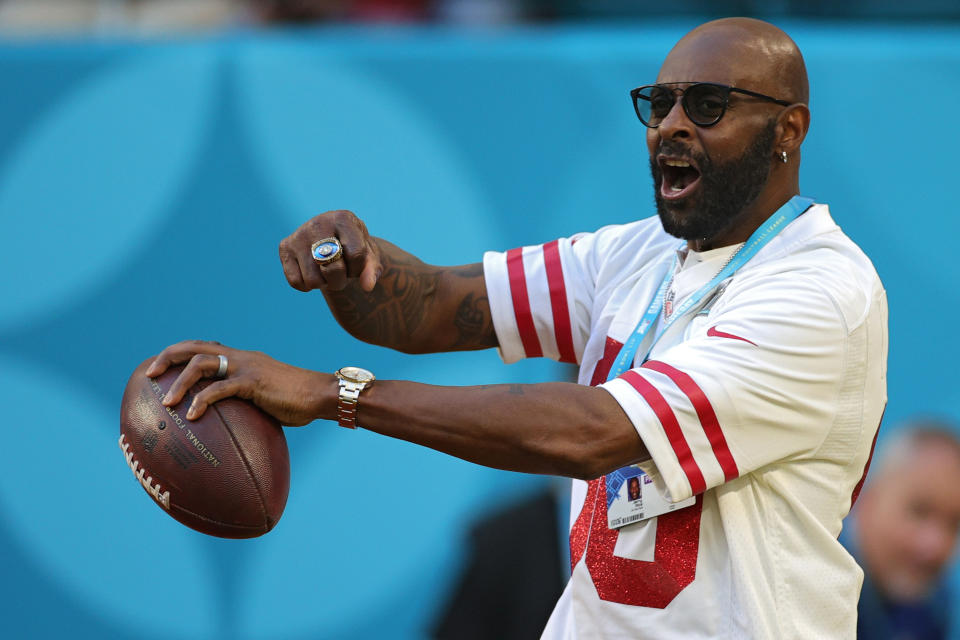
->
[650,120,777,242]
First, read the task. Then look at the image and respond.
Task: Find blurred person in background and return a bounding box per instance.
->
[253,0,428,23]
[842,421,960,640]
[0,0,239,33]
[432,482,569,639]
[251,0,527,25]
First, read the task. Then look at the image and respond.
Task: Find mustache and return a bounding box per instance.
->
[655,140,705,164]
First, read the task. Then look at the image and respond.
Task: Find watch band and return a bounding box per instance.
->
[335,367,375,429]
[337,384,361,429]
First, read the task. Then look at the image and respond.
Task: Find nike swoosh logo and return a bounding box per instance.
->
[707,326,757,346]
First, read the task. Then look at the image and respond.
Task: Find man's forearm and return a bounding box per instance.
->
[345,380,649,480]
[323,238,497,354]
[150,343,648,478]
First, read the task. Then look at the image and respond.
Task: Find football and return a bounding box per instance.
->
[119,356,290,538]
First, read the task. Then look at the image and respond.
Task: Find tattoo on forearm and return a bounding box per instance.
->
[451,262,483,278]
[453,292,496,349]
[325,254,496,351]
[325,252,440,347]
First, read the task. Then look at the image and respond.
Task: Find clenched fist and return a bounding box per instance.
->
[278,210,383,292]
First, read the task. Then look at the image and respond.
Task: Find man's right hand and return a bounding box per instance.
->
[278,209,383,293]
[278,210,496,354]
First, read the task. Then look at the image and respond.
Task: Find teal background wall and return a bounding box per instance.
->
[0,22,957,639]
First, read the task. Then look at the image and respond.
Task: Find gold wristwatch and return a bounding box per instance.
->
[335,367,375,429]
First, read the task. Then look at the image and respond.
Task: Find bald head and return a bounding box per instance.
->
[660,18,808,106]
[644,18,812,251]
[869,424,960,482]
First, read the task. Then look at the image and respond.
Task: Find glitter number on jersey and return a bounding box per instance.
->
[577,337,703,607]
[569,478,703,608]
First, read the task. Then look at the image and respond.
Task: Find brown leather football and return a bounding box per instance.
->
[119,356,290,538]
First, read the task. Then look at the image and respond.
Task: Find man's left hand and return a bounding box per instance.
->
[145,340,332,426]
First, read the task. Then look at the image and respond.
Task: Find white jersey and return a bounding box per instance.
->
[482,204,888,639]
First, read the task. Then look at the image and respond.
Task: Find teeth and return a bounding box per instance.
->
[670,185,684,192]
[664,160,691,167]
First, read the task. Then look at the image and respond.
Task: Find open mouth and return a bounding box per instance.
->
[658,156,702,201]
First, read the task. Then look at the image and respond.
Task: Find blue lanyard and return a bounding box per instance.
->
[607,196,814,380]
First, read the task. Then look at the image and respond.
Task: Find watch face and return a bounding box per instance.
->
[338,366,375,383]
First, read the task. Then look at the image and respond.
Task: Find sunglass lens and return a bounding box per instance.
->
[685,84,727,125]
[634,86,674,126]
[646,87,674,125]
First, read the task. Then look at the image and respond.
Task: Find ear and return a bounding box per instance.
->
[776,103,810,156]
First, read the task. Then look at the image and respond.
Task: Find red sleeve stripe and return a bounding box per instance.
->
[543,240,577,364]
[589,336,624,386]
[506,247,543,358]
[620,370,707,495]
[642,360,739,482]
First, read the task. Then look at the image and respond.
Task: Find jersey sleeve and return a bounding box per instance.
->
[483,233,599,365]
[600,272,861,503]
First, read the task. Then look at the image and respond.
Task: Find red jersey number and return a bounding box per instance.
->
[569,478,702,608]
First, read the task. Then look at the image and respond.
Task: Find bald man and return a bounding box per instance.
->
[843,424,960,639]
[148,18,888,639]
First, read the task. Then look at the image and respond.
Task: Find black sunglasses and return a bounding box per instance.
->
[630,82,792,128]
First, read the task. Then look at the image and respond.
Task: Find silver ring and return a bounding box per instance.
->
[216,354,228,378]
[311,237,342,265]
